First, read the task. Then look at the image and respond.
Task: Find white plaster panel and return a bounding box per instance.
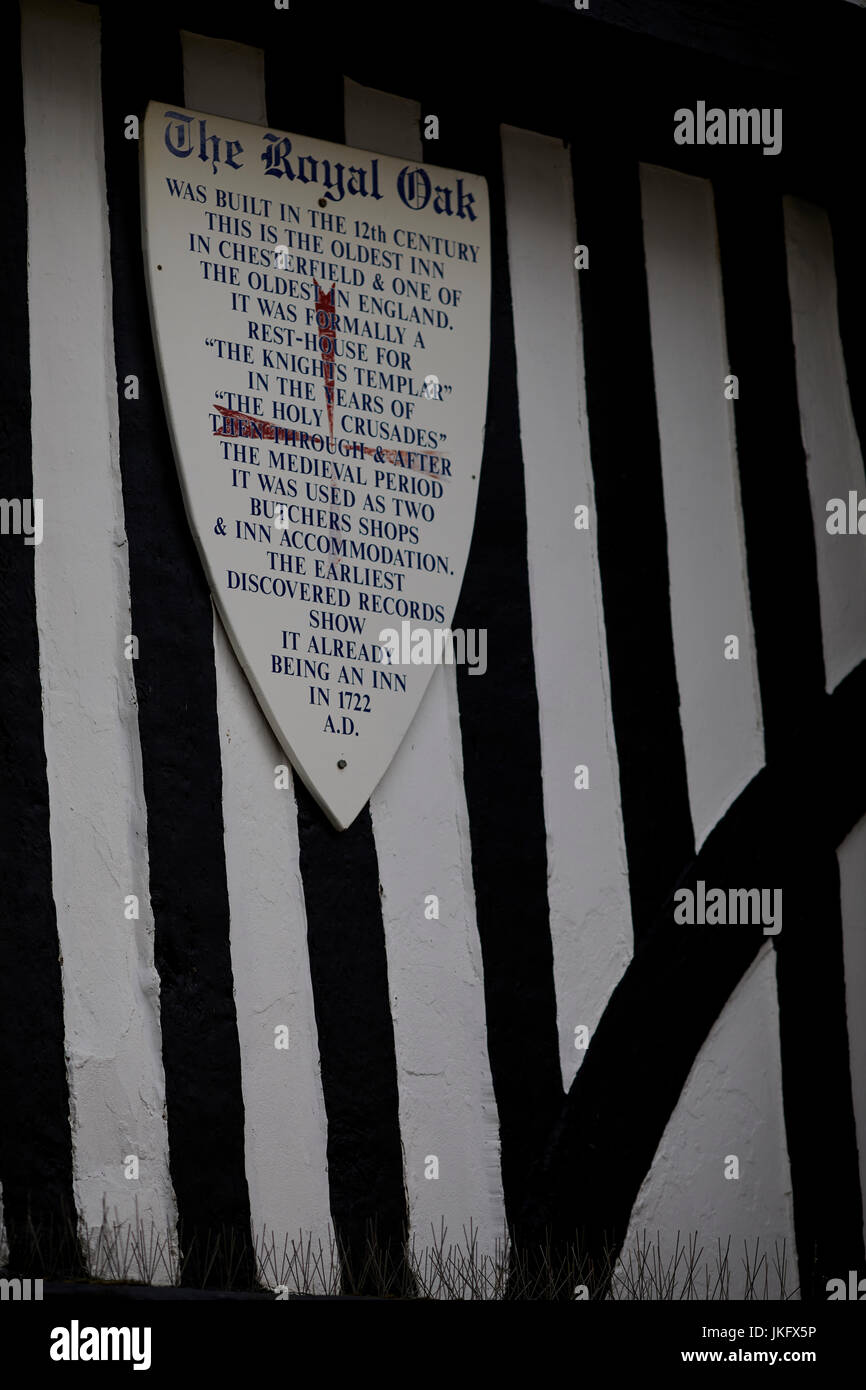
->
[616,947,797,1299]
[640,163,764,850]
[502,125,633,1086]
[784,196,866,693]
[23,0,176,1274]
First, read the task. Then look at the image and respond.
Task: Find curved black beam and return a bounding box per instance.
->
[717,179,865,1299]
[515,694,866,1293]
[515,180,866,1295]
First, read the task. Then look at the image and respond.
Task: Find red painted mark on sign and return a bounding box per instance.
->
[313,278,336,437]
[212,404,445,479]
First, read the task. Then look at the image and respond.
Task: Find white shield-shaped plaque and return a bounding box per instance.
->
[141,102,490,828]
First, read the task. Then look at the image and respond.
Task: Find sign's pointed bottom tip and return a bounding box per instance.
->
[300,780,370,833]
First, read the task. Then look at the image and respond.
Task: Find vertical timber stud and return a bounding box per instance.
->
[0,0,80,1278]
[574,145,695,942]
[294,785,411,1293]
[264,42,411,1294]
[421,84,564,1259]
[100,8,254,1287]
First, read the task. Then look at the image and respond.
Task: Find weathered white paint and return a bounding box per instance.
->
[212,623,332,1285]
[836,815,866,1253]
[182,33,331,1285]
[640,164,764,850]
[181,30,266,121]
[784,196,866,693]
[616,946,796,1299]
[369,665,506,1269]
[22,0,176,1273]
[343,78,419,158]
[346,78,506,1268]
[502,125,633,1086]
